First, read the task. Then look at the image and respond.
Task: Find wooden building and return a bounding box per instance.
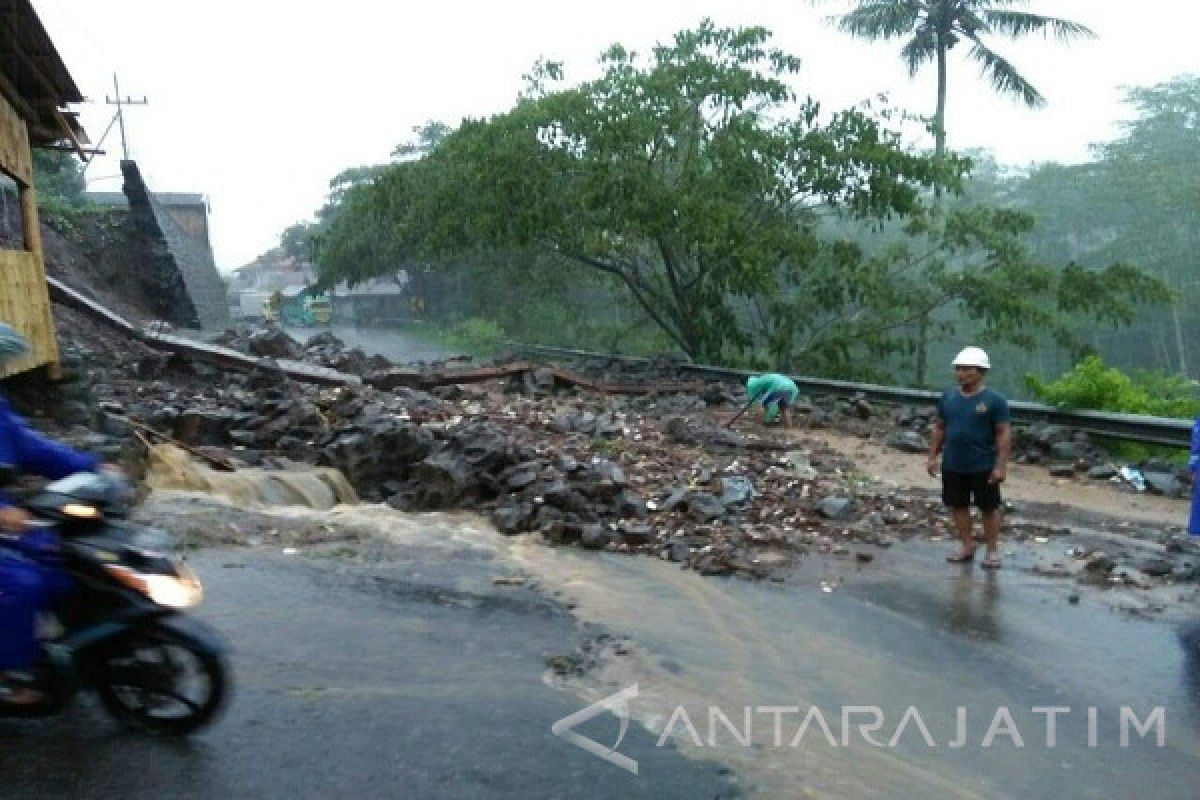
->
[0,0,87,377]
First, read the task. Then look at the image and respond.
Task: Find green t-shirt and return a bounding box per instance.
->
[746,374,799,406]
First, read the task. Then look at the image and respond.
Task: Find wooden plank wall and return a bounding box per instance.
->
[0,90,33,186]
[0,250,56,376]
[0,81,60,378]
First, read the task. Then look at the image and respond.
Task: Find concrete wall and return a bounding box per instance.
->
[162,203,210,249]
[120,161,229,330]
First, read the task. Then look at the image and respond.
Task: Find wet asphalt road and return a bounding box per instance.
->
[0,549,738,799]
[527,536,1200,799]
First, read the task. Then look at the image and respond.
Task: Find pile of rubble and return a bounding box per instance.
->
[21,322,1198,591]
[209,325,396,377]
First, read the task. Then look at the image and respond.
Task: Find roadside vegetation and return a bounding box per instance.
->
[261,14,1195,415]
[32,149,114,235]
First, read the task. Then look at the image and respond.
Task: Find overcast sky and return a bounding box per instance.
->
[30,1,1199,272]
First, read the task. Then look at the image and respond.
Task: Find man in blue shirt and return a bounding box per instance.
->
[0,323,103,705]
[925,347,1012,569]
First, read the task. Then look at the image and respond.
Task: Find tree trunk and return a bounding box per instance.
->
[1162,260,1189,377]
[916,316,928,387]
[914,41,950,387]
[934,41,948,159]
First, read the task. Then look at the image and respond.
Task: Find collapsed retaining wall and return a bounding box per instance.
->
[119,160,229,329]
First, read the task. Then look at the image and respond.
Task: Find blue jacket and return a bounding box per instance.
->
[0,394,98,508]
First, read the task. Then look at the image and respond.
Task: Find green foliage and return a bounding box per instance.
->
[32,149,87,207]
[1007,75,1200,378]
[279,222,318,263]
[1025,356,1200,418]
[37,201,80,236]
[36,203,124,240]
[299,22,1167,387]
[1026,355,1199,461]
[391,121,452,160]
[756,199,1168,379]
[317,21,961,362]
[441,317,505,356]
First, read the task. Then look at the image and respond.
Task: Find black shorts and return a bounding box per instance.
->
[942,470,1002,512]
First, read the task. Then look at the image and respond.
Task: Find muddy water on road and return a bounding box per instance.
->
[507,535,1200,799]
[143,447,1200,800]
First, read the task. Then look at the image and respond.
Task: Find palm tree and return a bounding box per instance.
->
[819,0,1094,158]
[817,1,1092,385]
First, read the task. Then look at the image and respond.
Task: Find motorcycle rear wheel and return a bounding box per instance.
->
[96,628,227,735]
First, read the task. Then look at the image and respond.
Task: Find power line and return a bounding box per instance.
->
[104,73,148,161]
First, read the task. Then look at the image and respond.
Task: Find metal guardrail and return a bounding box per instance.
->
[33,292,1193,449]
[512,343,1196,449]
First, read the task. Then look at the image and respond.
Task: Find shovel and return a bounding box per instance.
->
[725,398,755,428]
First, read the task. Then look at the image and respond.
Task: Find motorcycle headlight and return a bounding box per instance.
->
[105,564,204,609]
[62,503,102,520]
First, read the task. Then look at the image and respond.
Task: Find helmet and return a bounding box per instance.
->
[952,346,990,370]
[0,323,30,365]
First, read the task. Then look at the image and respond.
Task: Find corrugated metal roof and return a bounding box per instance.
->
[0,0,87,145]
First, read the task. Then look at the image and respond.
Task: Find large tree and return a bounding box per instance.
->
[320,22,959,361]
[315,22,1164,381]
[818,0,1094,158]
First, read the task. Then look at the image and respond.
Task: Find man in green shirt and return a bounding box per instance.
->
[745,373,800,427]
[925,347,1012,569]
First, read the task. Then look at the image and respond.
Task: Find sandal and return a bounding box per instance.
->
[946,549,976,563]
[981,556,1003,570]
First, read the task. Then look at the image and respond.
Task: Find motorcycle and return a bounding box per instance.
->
[0,469,228,734]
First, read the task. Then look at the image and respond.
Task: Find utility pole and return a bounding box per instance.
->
[104,74,148,161]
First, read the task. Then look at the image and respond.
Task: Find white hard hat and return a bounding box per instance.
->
[952,346,990,370]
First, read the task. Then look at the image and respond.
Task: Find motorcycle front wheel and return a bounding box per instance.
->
[96,628,228,735]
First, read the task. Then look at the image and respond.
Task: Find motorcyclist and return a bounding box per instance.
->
[0,323,108,706]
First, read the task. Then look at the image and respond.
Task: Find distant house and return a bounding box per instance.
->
[0,0,89,377]
[227,254,412,326]
[227,251,316,293]
[226,250,318,321]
